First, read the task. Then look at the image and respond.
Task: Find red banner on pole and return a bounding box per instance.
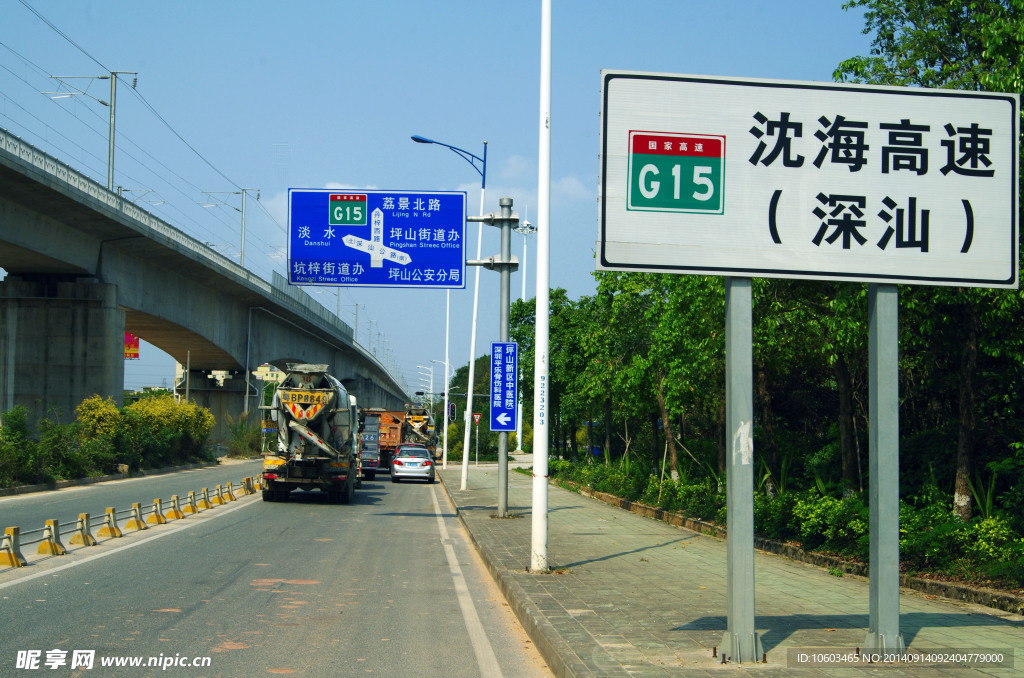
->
[124,332,140,360]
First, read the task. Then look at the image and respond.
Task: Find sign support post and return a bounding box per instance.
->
[600,70,1017,661]
[723,277,763,663]
[866,284,905,652]
[469,197,520,518]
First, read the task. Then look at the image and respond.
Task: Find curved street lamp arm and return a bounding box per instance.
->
[411,135,486,188]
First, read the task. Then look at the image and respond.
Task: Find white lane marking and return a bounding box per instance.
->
[430,485,503,678]
[0,498,258,591]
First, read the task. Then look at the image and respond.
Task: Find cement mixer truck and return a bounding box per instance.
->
[261,364,358,503]
[404,405,437,458]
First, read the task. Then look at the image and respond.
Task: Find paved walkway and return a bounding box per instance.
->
[438,461,1023,677]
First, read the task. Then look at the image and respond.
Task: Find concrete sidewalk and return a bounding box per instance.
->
[439,462,1023,677]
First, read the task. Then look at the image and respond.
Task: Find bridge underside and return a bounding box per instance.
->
[124,308,237,371]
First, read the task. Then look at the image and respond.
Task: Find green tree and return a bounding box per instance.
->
[837,0,1024,518]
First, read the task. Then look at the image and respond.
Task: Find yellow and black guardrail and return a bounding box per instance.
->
[0,476,262,569]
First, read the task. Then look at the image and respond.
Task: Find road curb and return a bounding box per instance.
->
[438,473,587,678]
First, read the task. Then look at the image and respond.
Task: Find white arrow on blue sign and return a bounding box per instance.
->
[489,342,517,432]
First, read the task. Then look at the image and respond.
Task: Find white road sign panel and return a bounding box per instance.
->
[599,71,1019,288]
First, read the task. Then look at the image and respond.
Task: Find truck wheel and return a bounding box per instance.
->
[341,476,355,504]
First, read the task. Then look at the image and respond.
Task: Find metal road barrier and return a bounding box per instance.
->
[0,476,263,570]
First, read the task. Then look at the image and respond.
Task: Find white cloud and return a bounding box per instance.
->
[552,174,594,205]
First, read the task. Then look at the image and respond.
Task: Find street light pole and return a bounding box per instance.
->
[416,364,434,408]
[514,211,536,453]
[532,0,552,573]
[432,358,449,467]
[411,135,487,490]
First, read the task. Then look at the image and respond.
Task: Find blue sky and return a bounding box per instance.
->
[0,0,873,394]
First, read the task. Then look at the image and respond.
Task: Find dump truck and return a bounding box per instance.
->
[357,409,381,481]
[369,409,405,469]
[261,364,358,503]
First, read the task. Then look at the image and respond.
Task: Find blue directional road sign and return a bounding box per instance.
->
[490,342,517,432]
[288,189,467,288]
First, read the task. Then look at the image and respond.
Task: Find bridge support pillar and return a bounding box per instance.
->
[0,277,124,424]
[177,369,247,446]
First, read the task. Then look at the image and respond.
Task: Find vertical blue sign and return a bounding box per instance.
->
[288,189,467,289]
[490,342,517,432]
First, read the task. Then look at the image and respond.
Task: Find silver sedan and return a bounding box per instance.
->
[390,445,436,483]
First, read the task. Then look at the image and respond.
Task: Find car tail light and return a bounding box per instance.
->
[424,460,433,466]
[393,459,403,466]
[263,473,278,479]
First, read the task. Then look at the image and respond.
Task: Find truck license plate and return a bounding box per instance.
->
[280,390,331,405]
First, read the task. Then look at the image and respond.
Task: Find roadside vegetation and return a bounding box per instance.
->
[0,394,216,487]
[448,1,1024,592]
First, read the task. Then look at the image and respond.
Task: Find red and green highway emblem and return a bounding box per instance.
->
[329,193,367,226]
[627,132,725,215]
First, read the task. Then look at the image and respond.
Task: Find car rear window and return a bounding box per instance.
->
[399,447,429,457]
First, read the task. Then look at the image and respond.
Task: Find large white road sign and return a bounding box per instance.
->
[599,71,1019,288]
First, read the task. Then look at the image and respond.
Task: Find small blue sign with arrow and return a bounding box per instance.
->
[489,342,517,432]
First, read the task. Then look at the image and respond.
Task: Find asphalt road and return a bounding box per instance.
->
[0,468,552,677]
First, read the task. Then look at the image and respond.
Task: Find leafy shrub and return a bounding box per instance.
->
[76,395,121,440]
[899,499,964,570]
[961,516,1018,562]
[639,475,664,507]
[225,411,261,458]
[667,478,722,522]
[0,406,37,485]
[36,416,87,480]
[754,491,799,541]
[792,492,869,558]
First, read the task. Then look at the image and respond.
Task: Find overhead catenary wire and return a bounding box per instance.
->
[3,0,406,389]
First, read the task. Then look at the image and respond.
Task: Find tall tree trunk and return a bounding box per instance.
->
[833,354,859,496]
[604,397,613,460]
[568,418,578,461]
[953,302,978,521]
[757,362,777,472]
[586,415,595,461]
[654,377,679,480]
[650,411,661,472]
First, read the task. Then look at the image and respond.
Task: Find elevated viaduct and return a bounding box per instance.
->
[0,129,407,439]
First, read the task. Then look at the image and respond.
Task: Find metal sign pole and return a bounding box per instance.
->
[496,198,513,516]
[866,283,905,652]
[468,198,520,517]
[723,277,762,663]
